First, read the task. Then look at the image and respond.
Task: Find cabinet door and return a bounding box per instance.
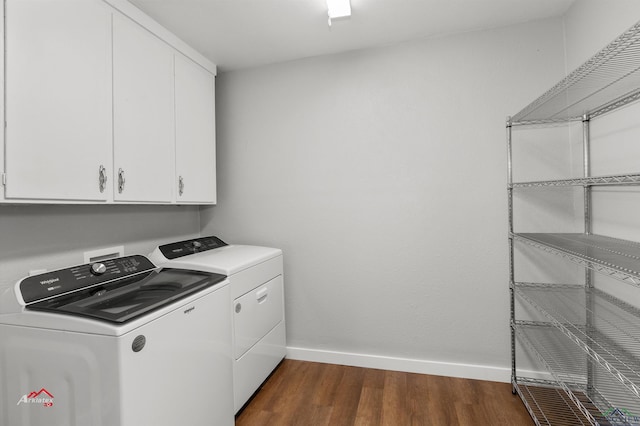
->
[4,0,112,201]
[175,55,217,204]
[113,14,174,203]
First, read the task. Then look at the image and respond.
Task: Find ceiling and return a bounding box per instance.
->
[128,0,575,72]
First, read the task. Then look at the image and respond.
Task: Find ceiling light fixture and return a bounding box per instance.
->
[327,0,351,26]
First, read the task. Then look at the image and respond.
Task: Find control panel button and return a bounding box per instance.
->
[192,241,203,250]
[90,263,107,276]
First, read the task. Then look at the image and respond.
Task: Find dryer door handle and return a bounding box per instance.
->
[256,287,268,303]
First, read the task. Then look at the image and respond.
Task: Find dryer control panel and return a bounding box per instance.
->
[158,236,227,260]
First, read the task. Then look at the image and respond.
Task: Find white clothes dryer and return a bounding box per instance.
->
[150,236,286,413]
[0,255,234,426]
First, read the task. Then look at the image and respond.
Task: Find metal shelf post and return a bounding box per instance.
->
[582,114,596,400]
[507,117,516,393]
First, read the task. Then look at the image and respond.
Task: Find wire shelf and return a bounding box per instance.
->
[511,173,640,188]
[513,233,640,288]
[511,20,640,125]
[514,377,605,426]
[515,283,640,400]
[516,322,640,424]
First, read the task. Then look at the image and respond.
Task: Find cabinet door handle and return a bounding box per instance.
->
[178,176,184,196]
[98,165,107,193]
[118,168,126,193]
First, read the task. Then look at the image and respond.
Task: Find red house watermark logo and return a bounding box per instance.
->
[17,388,54,407]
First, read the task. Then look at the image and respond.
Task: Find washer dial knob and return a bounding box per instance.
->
[90,263,107,276]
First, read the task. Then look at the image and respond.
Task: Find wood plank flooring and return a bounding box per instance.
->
[236,360,534,426]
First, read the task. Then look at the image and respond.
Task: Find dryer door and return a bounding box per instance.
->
[233,275,284,359]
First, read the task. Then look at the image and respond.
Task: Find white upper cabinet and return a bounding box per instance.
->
[175,55,217,204]
[1,0,217,204]
[112,14,174,203]
[4,0,112,201]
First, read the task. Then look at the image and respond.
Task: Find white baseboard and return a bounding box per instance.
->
[286,346,548,383]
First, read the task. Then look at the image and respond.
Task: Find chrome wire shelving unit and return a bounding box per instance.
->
[508,19,640,426]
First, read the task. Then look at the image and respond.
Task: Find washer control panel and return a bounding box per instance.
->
[158,236,227,260]
[20,255,156,304]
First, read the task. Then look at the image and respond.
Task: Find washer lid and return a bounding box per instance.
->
[26,268,226,324]
[0,279,229,336]
[152,245,282,275]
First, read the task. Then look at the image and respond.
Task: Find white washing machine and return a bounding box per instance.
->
[150,236,286,413]
[0,255,234,426]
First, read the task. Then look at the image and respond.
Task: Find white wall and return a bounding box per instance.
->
[201,18,566,380]
[0,205,201,294]
[564,0,640,70]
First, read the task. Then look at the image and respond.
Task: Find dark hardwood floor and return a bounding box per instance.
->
[236,360,534,425]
